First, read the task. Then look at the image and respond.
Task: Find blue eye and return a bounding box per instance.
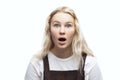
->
[53,24,60,27]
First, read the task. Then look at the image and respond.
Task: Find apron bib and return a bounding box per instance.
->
[43,53,86,80]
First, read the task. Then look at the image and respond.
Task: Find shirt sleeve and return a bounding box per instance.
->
[88,63,103,80]
[24,58,43,80]
[84,56,103,80]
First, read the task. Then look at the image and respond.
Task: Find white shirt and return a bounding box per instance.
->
[25,52,103,80]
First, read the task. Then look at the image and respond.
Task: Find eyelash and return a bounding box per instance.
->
[53,24,72,28]
[65,24,72,28]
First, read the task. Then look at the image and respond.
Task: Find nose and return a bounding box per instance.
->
[59,26,65,35]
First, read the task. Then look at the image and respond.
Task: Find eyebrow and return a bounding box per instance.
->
[52,21,73,24]
[52,21,60,23]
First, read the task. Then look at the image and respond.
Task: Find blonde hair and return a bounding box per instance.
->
[35,6,94,72]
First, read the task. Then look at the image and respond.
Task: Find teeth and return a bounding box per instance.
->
[58,38,66,41]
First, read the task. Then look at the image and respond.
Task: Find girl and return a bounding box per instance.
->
[25,6,103,80]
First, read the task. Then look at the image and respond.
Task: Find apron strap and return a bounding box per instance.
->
[82,52,87,80]
[43,56,50,80]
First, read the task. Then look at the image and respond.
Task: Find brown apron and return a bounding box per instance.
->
[43,53,87,80]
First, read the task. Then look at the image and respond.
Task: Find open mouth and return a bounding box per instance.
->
[58,38,66,41]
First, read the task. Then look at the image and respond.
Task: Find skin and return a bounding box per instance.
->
[50,12,75,58]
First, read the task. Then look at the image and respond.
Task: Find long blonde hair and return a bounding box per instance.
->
[35,6,94,71]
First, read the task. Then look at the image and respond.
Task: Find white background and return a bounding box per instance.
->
[0,0,120,80]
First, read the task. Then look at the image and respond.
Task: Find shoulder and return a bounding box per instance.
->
[84,55,97,73]
[27,55,44,75]
[25,56,44,80]
[30,55,43,69]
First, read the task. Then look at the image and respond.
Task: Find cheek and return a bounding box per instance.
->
[50,29,58,40]
[68,30,75,39]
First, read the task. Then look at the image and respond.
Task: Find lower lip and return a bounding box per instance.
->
[58,41,66,45]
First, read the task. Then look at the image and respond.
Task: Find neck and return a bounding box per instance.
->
[50,46,73,58]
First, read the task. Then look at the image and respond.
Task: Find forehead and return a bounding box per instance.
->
[51,12,74,23]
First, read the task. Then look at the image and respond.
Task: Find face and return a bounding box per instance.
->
[50,12,75,49]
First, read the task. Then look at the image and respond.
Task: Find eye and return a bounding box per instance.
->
[53,23,60,27]
[65,24,72,28]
